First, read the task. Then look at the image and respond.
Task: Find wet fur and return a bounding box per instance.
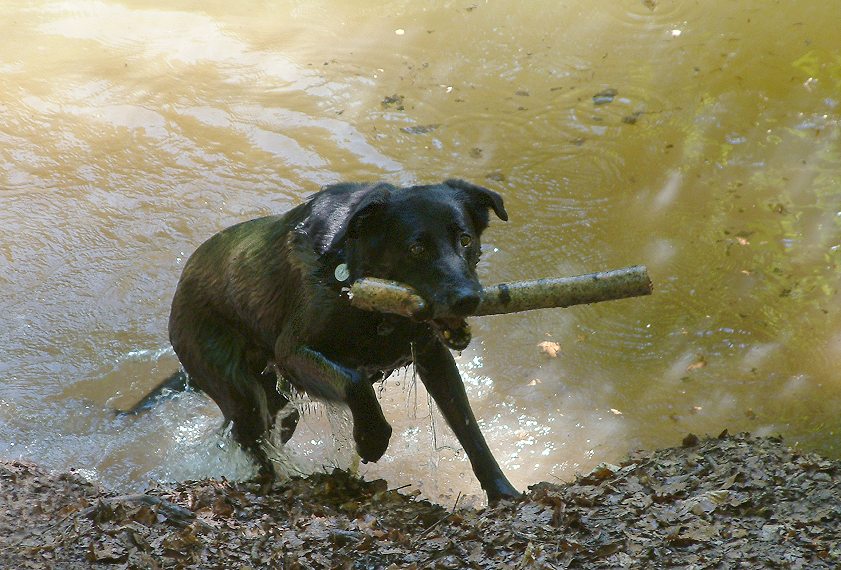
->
[135,179,518,501]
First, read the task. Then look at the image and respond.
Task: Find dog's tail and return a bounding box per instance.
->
[117,370,194,416]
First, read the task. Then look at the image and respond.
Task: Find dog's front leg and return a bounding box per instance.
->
[414,337,520,502]
[280,346,392,463]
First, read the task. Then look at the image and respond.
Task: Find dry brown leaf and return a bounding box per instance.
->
[687,357,707,371]
[4,433,841,568]
[538,341,561,358]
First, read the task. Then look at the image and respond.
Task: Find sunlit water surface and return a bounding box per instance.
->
[2,1,840,504]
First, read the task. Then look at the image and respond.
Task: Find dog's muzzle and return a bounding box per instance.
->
[427,288,479,351]
[431,317,472,351]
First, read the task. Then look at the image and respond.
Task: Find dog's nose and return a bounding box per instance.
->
[449,289,481,316]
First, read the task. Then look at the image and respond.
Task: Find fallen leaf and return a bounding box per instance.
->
[687,357,707,371]
[538,341,561,358]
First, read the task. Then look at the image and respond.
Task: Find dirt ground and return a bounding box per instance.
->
[2,432,839,569]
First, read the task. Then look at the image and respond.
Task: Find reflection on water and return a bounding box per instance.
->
[1,0,839,503]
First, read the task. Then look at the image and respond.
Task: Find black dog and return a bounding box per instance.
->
[135,179,518,501]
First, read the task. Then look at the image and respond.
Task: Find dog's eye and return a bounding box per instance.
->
[409,243,426,257]
[459,234,472,247]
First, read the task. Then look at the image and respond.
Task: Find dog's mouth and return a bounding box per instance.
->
[431,318,472,351]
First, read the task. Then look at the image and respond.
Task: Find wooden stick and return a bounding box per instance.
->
[349,265,652,319]
[477,265,652,315]
[348,278,429,317]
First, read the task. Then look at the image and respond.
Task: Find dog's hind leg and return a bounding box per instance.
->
[261,368,300,444]
[171,320,288,487]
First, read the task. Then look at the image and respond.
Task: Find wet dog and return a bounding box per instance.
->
[133,179,518,501]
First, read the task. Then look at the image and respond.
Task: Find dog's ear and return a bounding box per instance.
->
[345,184,391,240]
[306,182,392,255]
[444,179,508,230]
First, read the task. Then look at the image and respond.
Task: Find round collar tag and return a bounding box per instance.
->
[334,263,350,282]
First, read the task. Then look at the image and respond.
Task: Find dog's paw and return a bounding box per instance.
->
[485,479,522,503]
[353,420,392,463]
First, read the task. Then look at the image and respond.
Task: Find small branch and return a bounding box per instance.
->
[84,494,213,530]
[476,265,652,316]
[349,278,428,317]
[349,265,652,319]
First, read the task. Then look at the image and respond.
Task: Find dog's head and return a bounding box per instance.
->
[316,179,507,350]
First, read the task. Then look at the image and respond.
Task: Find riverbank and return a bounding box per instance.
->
[2,432,839,569]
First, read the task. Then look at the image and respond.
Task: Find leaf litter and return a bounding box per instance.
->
[1,431,839,568]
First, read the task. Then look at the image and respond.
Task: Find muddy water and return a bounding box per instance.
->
[2,1,840,504]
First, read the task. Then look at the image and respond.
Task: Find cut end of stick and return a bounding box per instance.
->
[348,278,427,317]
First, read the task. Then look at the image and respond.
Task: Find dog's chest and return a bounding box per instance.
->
[308,308,422,372]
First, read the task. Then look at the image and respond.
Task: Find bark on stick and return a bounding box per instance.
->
[349,265,652,319]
